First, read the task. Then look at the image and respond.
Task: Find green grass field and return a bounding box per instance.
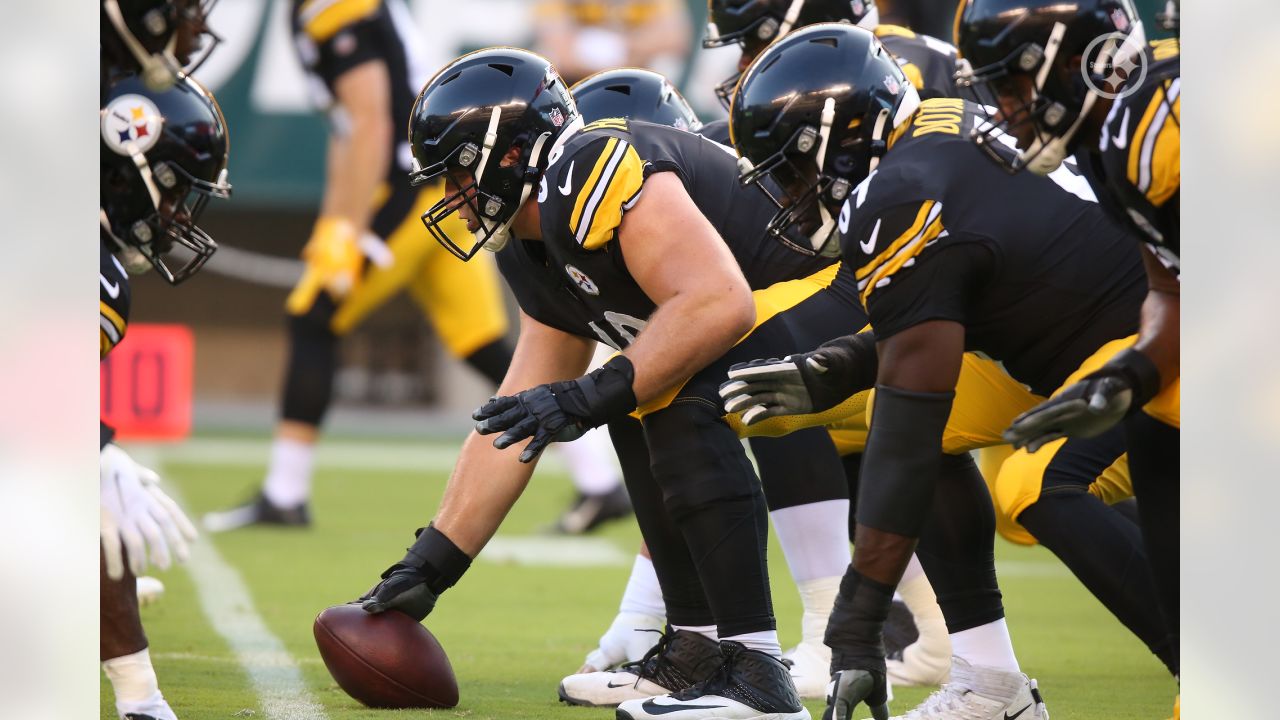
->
[102,436,1176,719]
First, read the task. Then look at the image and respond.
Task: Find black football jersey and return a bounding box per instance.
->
[875,25,961,100]
[839,99,1147,396]
[100,234,131,360]
[291,0,428,235]
[498,118,836,349]
[1079,40,1180,272]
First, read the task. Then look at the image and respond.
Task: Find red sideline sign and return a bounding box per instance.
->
[100,324,194,442]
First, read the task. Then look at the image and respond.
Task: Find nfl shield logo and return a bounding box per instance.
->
[883,75,901,95]
[550,108,565,127]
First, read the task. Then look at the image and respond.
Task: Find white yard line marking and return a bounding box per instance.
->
[150,468,329,720]
[479,536,632,567]
[133,437,567,473]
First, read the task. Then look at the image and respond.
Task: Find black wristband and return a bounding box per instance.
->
[564,355,638,426]
[826,567,895,674]
[858,385,955,538]
[1107,347,1163,410]
[818,330,879,393]
[398,524,473,595]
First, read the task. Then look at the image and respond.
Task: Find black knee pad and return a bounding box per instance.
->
[643,401,759,520]
[751,428,849,511]
[281,296,339,425]
[915,452,1004,633]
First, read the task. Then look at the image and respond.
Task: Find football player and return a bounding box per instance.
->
[955,0,1181,677]
[200,0,627,535]
[355,47,886,720]
[100,0,219,93]
[565,67,944,695]
[725,23,1171,719]
[703,0,961,119]
[100,72,231,720]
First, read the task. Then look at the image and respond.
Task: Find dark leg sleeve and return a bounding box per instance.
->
[280,295,339,426]
[752,428,850,510]
[1124,411,1180,674]
[462,337,513,387]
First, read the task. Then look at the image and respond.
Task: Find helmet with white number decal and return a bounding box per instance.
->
[731,23,918,256]
[954,0,1144,174]
[704,0,879,108]
[571,68,703,132]
[407,48,579,261]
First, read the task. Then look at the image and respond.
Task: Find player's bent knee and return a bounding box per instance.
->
[644,401,757,520]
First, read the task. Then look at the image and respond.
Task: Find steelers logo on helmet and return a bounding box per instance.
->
[102,94,164,156]
[564,264,600,295]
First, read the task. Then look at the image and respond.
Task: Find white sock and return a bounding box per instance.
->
[900,553,926,584]
[895,555,944,626]
[671,624,719,642]
[722,630,782,658]
[618,554,666,618]
[557,427,623,495]
[796,575,841,646]
[770,499,852,582]
[950,618,1020,673]
[262,437,315,508]
[103,647,176,720]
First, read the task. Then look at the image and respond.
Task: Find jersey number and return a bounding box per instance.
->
[588,311,648,350]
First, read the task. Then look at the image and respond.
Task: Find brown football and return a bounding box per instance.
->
[313,604,459,709]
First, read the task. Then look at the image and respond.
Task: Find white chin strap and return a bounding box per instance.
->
[777,0,805,38]
[103,0,181,91]
[808,98,837,254]
[100,209,152,274]
[857,6,880,29]
[479,126,553,255]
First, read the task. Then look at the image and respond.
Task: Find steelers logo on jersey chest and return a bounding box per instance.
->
[564,264,599,295]
[102,95,164,156]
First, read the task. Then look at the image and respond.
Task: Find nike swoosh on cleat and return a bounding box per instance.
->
[640,699,725,715]
[607,680,635,688]
[1005,702,1033,720]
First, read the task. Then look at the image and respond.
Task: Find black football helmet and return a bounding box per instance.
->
[101,73,231,285]
[955,0,1144,174]
[101,0,222,92]
[572,68,703,132]
[731,23,918,256]
[407,48,578,261]
[704,0,879,108]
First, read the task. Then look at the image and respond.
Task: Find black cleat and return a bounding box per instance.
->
[202,491,311,533]
[617,641,810,720]
[553,484,633,534]
[559,629,722,707]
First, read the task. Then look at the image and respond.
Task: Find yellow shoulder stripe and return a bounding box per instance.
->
[1127,79,1180,205]
[875,24,917,39]
[856,201,937,282]
[859,209,947,305]
[1146,93,1180,206]
[299,0,380,42]
[571,138,646,250]
[583,118,629,133]
[100,328,113,359]
[100,299,126,336]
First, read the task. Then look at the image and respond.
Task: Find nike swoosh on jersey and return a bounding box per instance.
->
[1005,702,1033,720]
[640,698,726,715]
[860,218,882,255]
[559,161,575,195]
[100,274,120,299]
[1112,107,1131,150]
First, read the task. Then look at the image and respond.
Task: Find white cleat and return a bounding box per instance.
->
[885,657,1048,720]
[559,629,720,707]
[579,612,665,673]
[786,638,832,699]
[617,642,810,720]
[136,576,165,607]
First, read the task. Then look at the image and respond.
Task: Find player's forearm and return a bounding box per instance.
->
[431,431,538,557]
[320,114,392,228]
[624,289,756,402]
[1134,248,1180,389]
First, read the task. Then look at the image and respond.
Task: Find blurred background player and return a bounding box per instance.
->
[533,0,693,85]
[100,67,232,719]
[202,0,628,533]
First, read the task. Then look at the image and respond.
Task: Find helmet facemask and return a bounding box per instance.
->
[413,106,553,261]
[102,0,222,91]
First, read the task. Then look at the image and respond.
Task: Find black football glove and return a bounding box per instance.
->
[1004,348,1162,453]
[474,356,637,463]
[359,525,471,621]
[822,668,890,720]
[719,331,877,425]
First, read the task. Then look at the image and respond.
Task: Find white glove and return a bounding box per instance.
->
[100,444,198,581]
[578,611,665,673]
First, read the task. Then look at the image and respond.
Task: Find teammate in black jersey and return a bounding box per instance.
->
[352,47,901,720]
[725,24,1177,719]
[956,0,1181,689]
[99,72,231,720]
